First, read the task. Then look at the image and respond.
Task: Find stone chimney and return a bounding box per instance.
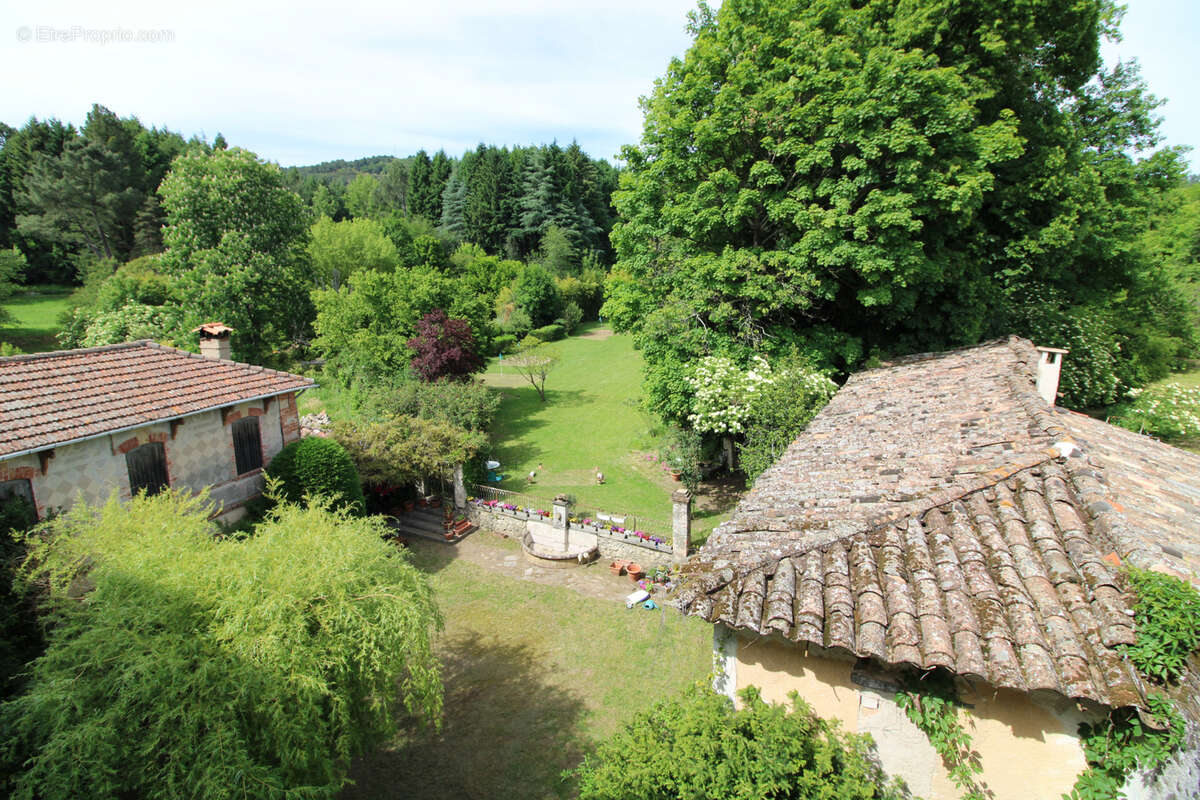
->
[194,322,234,360]
[1035,346,1068,406]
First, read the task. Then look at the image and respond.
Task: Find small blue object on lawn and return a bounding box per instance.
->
[643,598,658,610]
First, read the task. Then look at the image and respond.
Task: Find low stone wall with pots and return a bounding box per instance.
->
[596,537,674,565]
[578,522,671,554]
[469,506,674,557]
[467,505,527,538]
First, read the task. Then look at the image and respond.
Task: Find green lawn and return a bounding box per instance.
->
[299,323,741,544]
[342,536,711,800]
[481,324,736,544]
[0,285,73,353]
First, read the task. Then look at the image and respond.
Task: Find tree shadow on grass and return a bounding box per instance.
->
[399,537,465,576]
[341,635,589,800]
[487,386,593,487]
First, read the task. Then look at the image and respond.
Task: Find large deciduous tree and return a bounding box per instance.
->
[605,0,1190,420]
[158,147,312,362]
[307,216,399,289]
[312,267,491,381]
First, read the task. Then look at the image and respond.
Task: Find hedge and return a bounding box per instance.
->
[265,437,366,515]
[491,333,519,356]
[530,323,564,342]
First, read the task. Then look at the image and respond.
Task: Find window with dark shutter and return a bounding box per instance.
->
[232,416,263,475]
[126,442,169,496]
[0,478,37,525]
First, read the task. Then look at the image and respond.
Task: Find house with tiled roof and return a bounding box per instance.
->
[0,326,314,521]
[674,337,1200,800]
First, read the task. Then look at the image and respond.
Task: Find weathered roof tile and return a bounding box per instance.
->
[674,336,1199,710]
[0,341,313,457]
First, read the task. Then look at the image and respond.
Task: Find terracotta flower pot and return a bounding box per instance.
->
[627,563,644,581]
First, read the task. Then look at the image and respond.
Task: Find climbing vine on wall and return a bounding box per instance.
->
[1066,567,1200,800]
[1067,694,1185,800]
[896,672,988,800]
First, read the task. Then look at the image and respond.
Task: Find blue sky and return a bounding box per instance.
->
[2,0,1197,171]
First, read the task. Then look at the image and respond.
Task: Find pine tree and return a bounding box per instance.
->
[407,150,435,220]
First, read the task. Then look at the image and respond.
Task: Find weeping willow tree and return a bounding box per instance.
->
[1,490,443,800]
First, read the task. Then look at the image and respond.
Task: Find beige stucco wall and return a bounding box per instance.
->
[1,395,292,519]
[729,630,1092,800]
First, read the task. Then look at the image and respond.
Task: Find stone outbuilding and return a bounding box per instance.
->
[0,336,314,522]
[674,336,1200,800]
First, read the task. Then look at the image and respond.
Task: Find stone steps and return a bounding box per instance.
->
[391,507,475,544]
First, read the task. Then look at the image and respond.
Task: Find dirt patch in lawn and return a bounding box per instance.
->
[576,327,614,340]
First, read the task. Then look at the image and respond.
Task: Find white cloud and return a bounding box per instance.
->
[1,0,701,164]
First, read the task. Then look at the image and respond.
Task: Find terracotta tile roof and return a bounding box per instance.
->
[0,341,315,458]
[676,336,1200,710]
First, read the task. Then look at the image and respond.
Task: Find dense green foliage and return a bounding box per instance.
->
[312,266,491,380]
[0,491,442,800]
[1,106,187,284]
[1121,567,1200,685]
[374,376,501,433]
[605,0,1194,420]
[333,415,484,488]
[1063,568,1198,799]
[515,263,563,326]
[1112,382,1200,440]
[308,215,399,288]
[283,143,616,264]
[265,437,366,514]
[531,322,565,342]
[0,246,25,325]
[572,683,905,800]
[739,358,839,482]
[1142,182,1200,328]
[158,147,313,362]
[0,495,40,701]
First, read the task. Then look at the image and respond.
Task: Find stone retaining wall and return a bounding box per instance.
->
[467,505,527,538]
[470,506,674,554]
[596,537,674,566]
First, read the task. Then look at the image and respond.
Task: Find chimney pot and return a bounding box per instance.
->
[194,322,234,360]
[1035,346,1068,405]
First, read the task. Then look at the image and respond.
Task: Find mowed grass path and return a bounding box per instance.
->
[1,285,73,352]
[481,325,680,533]
[343,536,711,800]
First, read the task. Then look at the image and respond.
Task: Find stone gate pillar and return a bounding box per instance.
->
[453,464,466,510]
[672,489,692,566]
[553,493,571,550]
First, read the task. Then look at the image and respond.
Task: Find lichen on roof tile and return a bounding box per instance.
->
[675,336,1198,711]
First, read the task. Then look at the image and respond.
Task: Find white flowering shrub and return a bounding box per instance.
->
[740,361,839,481]
[1113,383,1200,440]
[686,355,774,434]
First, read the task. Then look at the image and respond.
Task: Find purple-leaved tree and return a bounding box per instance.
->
[407,309,483,381]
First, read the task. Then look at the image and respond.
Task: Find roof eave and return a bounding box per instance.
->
[0,384,314,461]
